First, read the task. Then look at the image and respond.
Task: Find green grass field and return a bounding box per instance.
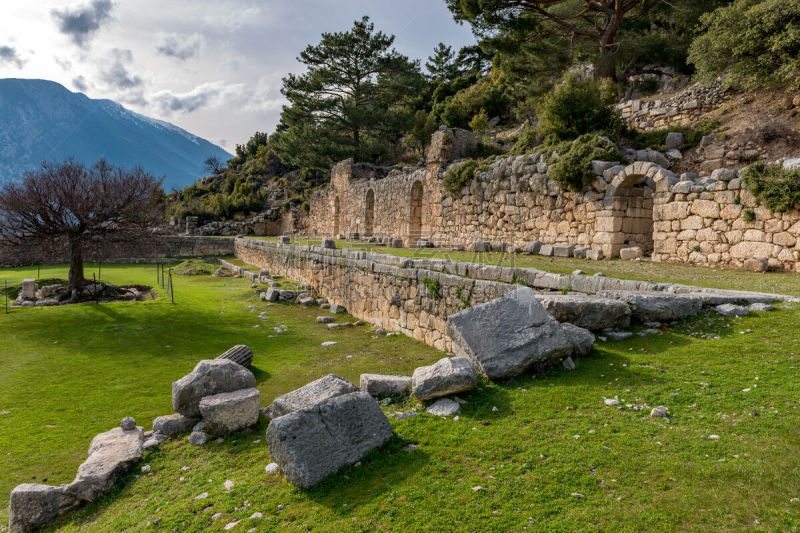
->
[2,260,800,531]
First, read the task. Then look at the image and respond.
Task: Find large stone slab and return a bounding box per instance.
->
[263,374,358,419]
[597,291,703,323]
[359,374,412,397]
[265,392,393,488]
[560,323,595,357]
[199,387,261,434]
[8,484,79,533]
[152,413,201,436]
[216,344,253,367]
[411,357,478,400]
[172,359,256,417]
[446,287,574,379]
[67,426,144,502]
[538,294,631,330]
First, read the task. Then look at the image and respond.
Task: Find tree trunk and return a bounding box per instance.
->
[597,46,617,81]
[68,238,85,295]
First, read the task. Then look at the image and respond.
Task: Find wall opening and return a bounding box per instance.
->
[595,170,654,257]
[364,189,375,237]
[333,195,341,237]
[408,180,423,245]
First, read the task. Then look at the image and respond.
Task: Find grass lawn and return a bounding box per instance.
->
[249,236,800,297]
[2,261,800,531]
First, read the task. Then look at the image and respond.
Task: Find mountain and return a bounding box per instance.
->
[0,78,232,191]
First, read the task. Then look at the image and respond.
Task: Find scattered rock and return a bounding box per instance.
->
[152,413,201,436]
[321,341,337,347]
[411,357,478,401]
[199,388,261,435]
[560,323,595,357]
[562,356,577,371]
[265,463,279,474]
[359,374,412,397]
[141,465,151,474]
[715,304,750,317]
[316,316,334,324]
[263,374,358,419]
[172,360,256,417]
[425,399,460,417]
[604,398,620,406]
[120,417,136,431]
[265,392,393,488]
[606,331,633,341]
[650,406,669,418]
[446,287,574,379]
[747,303,774,312]
[188,431,208,446]
[194,492,209,500]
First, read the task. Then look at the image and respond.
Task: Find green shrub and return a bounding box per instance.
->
[509,125,540,155]
[537,75,625,142]
[422,278,441,300]
[743,209,756,222]
[474,141,504,158]
[689,0,800,91]
[469,109,490,133]
[627,121,719,150]
[442,159,479,196]
[546,134,623,191]
[741,162,800,212]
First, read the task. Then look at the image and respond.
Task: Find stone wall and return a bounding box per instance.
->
[0,236,235,267]
[616,83,727,132]
[653,170,800,270]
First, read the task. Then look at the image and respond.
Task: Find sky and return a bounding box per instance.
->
[0,1,477,154]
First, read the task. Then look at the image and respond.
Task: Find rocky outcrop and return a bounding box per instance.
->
[171,359,256,417]
[262,374,358,419]
[265,392,393,488]
[446,287,579,379]
[411,357,478,400]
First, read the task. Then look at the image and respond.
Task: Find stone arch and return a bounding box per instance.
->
[364,189,375,237]
[593,162,675,258]
[333,195,341,237]
[408,180,424,245]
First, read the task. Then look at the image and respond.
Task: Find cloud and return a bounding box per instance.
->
[0,46,25,69]
[51,0,114,48]
[100,49,143,90]
[151,81,244,115]
[72,75,89,92]
[155,33,202,61]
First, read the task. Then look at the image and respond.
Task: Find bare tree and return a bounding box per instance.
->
[0,159,164,296]
[204,155,225,175]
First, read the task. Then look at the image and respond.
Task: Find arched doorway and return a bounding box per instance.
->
[408,181,423,245]
[364,189,375,237]
[333,195,341,237]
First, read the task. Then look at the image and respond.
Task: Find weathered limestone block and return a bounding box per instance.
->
[538,294,631,330]
[8,484,79,533]
[67,426,144,502]
[359,374,412,397]
[619,247,643,260]
[411,357,478,400]
[691,199,721,218]
[446,287,574,380]
[730,241,772,260]
[743,258,768,272]
[152,413,201,436]
[598,291,703,322]
[263,374,358,419]
[216,344,253,367]
[172,359,256,417]
[560,323,595,357]
[553,245,574,258]
[199,387,261,435]
[265,392,393,488]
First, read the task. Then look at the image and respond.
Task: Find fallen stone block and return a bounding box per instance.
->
[715,304,750,317]
[573,247,588,259]
[743,258,768,272]
[317,316,334,324]
[322,238,336,249]
[538,294,631,331]
[560,323,595,357]
[553,245,574,258]
[748,303,774,312]
[152,413,201,436]
[8,484,79,533]
[216,344,253,367]
[298,296,316,306]
[330,304,347,314]
[411,357,478,400]
[619,247,643,260]
[446,287,574,380]
[359,374,412,397]
[172,359,256,417]
[265,392,393,488]
[426,398,460,416]
[265,287,280,302]
[199,387,261,435]
[472,241,490,253]
[597,291,703,323]
[539,244,554,257]
[523,241,542,255]
[67,426,144,502]
[586,249,604,260]
[263,374,358,419]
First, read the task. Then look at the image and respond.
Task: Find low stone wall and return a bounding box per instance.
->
[616,83,727,132]
[0,236,235,267]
